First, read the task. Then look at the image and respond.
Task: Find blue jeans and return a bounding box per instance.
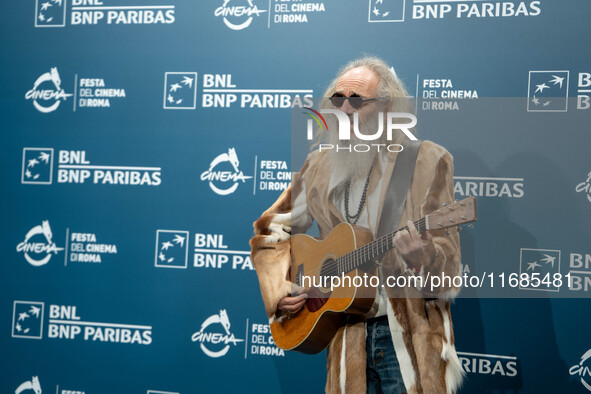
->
[366,317,406,394]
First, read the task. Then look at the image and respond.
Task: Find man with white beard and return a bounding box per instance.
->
[250,57,464,393]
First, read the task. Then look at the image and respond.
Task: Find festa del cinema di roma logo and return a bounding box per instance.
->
[16,221,64,267]
[25,67,72,113]
[200,148,252,195]
[15,376,42,394]
[570,349,591,391]
[576,171,591,203]
[214,0,267,30]
[191,309,244,358]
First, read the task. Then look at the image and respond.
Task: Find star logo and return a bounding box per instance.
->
[163,72,198,109]
[519,248,561,292]
[155,230,189,268]
[12,301,44,339]
[540,254,556,268]
[368,0,405,22]
[549,75,564,88]
[35,0,66,27]
[527,71,569,112]
[174,234,185,247]
[535,83,549,94]
[182,76,194,88]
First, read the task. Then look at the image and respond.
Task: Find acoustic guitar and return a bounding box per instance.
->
[270,196,477,354]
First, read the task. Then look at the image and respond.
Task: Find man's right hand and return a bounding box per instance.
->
[277,293,308,313]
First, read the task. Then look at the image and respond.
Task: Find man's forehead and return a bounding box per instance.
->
[335,66,379,96]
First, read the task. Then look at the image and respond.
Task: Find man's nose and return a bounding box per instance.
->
[340,99,356,115]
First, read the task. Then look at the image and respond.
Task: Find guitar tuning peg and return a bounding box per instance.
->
[443,203,448,207]
[468,224,474,230]
[446,229,451,236]
[457,226,463,232]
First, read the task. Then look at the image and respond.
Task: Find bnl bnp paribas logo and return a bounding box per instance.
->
[162,73,197,109]
[35,0,175,27]
[201,148,253,195]
[371,0,542,21]
[12,302,153,344]
[22,148,161,186]
[163,72,313,109]
[214,0,267,30]
[527,71,569,112]
[22,148,54,184]
[528,69,591,111]
[25,68,72,113]
[12,301,44,339]
[368,0,405,22]
[155,230,254,271]
[154,230,189,269]
[35,0,66,27]
[519,248,560,291]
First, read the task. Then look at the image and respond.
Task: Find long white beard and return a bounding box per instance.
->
[325,115,385,181]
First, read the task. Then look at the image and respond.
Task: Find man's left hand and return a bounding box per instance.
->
[393,220,429,271]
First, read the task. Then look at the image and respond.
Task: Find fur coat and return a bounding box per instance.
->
[250,139,464,393]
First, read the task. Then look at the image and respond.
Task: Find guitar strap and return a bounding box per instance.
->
[376,139,423,239]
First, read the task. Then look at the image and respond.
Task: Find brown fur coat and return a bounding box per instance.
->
[250,140,464,393]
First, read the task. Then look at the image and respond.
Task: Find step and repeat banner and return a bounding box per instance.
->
[2,0,591,393]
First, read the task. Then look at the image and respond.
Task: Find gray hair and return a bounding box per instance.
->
[322,56,410,99]
[311,57,414,147]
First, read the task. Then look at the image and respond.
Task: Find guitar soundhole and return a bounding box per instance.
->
[306,257,337,312]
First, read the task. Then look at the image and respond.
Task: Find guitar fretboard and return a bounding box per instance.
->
[331,218,427,276]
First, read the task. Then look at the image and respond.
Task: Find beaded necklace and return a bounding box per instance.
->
[344,164,374,224]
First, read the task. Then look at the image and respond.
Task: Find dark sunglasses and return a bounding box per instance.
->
[330,93,377,109]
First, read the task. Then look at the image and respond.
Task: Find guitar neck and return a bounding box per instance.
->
[336,218,426,275]
[334,196,476,275]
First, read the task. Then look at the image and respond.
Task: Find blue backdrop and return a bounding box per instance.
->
[2,0,591,393]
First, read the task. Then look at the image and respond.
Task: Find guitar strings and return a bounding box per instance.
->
[297,217,427,279]
[311,218,427,277]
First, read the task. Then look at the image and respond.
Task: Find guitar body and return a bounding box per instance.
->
[270,223,378,354]
[269,197,477,354]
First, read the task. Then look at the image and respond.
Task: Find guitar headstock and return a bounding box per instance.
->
[425,197,477,231]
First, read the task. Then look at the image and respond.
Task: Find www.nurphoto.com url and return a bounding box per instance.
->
[302,272,575,292]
